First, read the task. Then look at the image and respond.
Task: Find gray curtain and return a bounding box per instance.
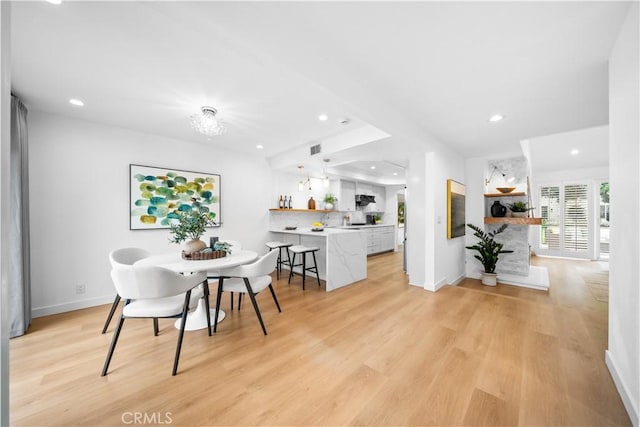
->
[9,96,30,337]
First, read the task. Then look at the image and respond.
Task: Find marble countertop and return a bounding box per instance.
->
[337,224,395,229]
[269,227,363,237]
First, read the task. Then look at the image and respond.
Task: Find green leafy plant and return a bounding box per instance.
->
[168,204,217,244]
[323,193,337,204]
[507,201,534,212]
[465,223,513,274]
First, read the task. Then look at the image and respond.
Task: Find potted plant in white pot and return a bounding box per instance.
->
[507,201,534,218]
[323,193,337,210]
[465,223,513,286]
[169,203,217,254]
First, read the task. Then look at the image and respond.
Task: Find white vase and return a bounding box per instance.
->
[481,272,497,286]
[183,238,207,253]
[511,211,528,218]
[325,202,334,210]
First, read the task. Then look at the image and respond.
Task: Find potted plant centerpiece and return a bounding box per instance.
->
[323,193,338,210]
[169,203,217,254]
[507,201,534,218]
[465,223,513,286]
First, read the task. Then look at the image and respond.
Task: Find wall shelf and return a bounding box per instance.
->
[484,192,526,197]
[269,209,335,213]
[484,217,542,225]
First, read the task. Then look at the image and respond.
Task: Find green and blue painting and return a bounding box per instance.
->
[130,164,220,230]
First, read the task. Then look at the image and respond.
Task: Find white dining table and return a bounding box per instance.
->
[134,249,258,331]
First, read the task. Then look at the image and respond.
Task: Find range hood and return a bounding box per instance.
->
[355,194,376,206]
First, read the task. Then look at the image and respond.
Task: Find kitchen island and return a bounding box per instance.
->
[269,228,367,292]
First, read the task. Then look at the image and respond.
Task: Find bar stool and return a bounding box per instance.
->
[265,241,293,280]
[288,245,321,290]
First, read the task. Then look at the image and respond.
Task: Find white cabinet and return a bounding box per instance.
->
[339,180,356,212]
[355,182,373,195]
[364,225,395,255]
[367,185,386,212]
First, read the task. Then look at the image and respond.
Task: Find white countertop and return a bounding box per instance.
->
[270,227,363,237]
[337,224,395,229]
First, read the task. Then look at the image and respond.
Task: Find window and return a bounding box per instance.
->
[563,184,589,253]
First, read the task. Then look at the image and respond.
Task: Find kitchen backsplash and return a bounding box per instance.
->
[269,211,384,229]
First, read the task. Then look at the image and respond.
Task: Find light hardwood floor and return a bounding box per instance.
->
[10,251,630,426]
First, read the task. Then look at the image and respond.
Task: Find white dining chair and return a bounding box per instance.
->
[207,239,242,310]
[212,250,281,335]
[102,247,150,334]
[101,265,207,376]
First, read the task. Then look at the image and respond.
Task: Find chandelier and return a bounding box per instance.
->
[190,106,226,136]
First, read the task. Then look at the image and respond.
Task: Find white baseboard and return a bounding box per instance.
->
[33,295,114,318]
[449,273,466,286]
[606,350,639,426]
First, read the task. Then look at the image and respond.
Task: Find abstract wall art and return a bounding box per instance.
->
[130,164,221,230]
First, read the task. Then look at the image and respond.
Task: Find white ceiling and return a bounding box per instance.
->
[10,1,630,180]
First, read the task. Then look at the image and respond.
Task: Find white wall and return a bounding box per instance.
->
[433,149,466,287]
[0,2,11,424]
[28,111,273,317]
[464,157,487,279]
[406,146,465,291]
[607,3,640,426]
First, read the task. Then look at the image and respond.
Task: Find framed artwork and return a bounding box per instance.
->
[447,179,465,239]
[130,164,221,230]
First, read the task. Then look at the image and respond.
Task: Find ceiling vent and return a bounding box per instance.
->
[310,143,322,156]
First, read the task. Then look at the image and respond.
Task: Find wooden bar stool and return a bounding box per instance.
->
[288,245,321,290]
[265,241,293,280]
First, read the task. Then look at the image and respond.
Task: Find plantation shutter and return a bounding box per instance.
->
[563,184,589,253]
[539,185,560,250]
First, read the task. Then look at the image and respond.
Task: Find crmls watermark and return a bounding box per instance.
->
[121,412,173,425]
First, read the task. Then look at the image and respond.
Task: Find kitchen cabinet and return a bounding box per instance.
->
[362,225,395,255]
[355,182,373,195]
[366,185,385,212]
[339,180,356,212]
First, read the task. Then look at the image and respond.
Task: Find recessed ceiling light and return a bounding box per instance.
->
[393,172,398,176]
[570,149,580,155]
[488,114,504,122]
[256,144,263,149]
[318,114,328,121]
[69,98,84,107]
[370,166,376,170]
[46,0,62,4]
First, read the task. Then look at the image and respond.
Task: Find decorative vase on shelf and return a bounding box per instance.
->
[491,201,507,217]
[308,197,316,210]
[511,211,528,218]
[183,238,207,254]
[325,202,333,210]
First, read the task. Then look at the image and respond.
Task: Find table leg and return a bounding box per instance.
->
[173,298,226,331]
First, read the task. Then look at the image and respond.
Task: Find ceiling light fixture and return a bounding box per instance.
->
[488,114,504,123]
[297,166,311,191]
[190,106,226,136]
[256,144,264,149]
[46,0,62,4]
[69,98,84,107]
[370,166,376,170]
[318,114,328,121]
[570,149,580,155]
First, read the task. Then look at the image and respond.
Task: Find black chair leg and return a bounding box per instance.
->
[213,278,224,333]
[312,251,321,287]
[288,253,296,284]
[230,292,234,311]
[102,295,121,334]
[101,315,126,376]
[172,290,191,376]
[243,278,267,335]
[202,280,212,336]
[153,318,159,336]
[238,293,242,310]
[268,284,281,312]
[302,253,307,290]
